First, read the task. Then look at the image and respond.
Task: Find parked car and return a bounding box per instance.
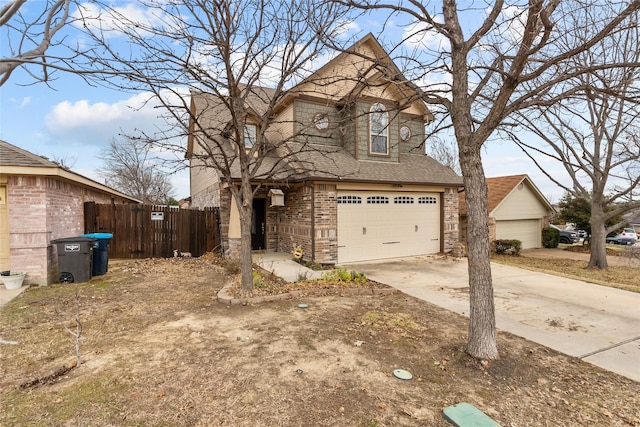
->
[549,224,580,244]
[606,228,638,245]
[621,228,638,240]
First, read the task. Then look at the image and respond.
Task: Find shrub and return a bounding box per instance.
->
[220,257,241,275]
[542,226,559,248]
[492,239,522,255]
[252,270,269,289]
[320,267,367,284]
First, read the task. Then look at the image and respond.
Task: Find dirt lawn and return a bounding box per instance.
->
[0,256,638,426]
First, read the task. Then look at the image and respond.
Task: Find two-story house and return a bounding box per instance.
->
[187,34,463,264]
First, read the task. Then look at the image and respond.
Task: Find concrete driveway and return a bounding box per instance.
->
[349,256,640,382]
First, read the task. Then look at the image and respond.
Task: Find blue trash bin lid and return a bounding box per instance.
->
[82,233,113,240]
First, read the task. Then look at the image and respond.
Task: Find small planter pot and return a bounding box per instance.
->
[0,272,26,290]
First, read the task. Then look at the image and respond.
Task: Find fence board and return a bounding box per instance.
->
[84,203,219,258]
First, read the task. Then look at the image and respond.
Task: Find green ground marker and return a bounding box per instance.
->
[443,403,502,427]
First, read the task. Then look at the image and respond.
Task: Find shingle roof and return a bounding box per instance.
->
[0,140,60,167]
[222,143,463,186]
[0,140,141,202]
[288,143,462,185]
[458,174,528,216]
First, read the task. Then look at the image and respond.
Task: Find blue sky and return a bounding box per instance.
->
[0,1,567,203]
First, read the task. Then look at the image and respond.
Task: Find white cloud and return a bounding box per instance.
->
[402,17,448,52]
[44,89,189,146]
[73,2,168,39]
[335,20,361,38]
[41,89,191,198]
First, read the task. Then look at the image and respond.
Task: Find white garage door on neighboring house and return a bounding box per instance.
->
[337,191,441,263]
[496,219,541,249]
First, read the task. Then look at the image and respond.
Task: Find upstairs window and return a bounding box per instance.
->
[244,124,257,148]
[370,103,388,155]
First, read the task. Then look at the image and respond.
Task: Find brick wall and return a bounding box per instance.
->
[458,214,496,249]
[276,185,312,260]
[218,187,232,255]
[442,187,460,253]
[312,183,337,264]
[7,175,131,285]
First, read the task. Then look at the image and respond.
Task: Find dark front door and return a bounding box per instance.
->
[251,198,266,250]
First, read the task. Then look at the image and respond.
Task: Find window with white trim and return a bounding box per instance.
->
[370,103,388,155]
[394,196,414,204]
[366,196,389,204]
[418,196,437,204]
[244,124,257,148]
[337,195,362,204]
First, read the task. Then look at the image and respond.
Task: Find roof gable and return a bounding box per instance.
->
[290,33,432,118]
[459,174,553,216]
[0,140,140,202]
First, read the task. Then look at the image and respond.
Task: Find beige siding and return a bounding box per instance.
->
[189,139,220,208]
[492,182,549,220]
[295,41,427,117]
[267,102,294,143]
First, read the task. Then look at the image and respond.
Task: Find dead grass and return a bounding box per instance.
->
[493,250,640,293]
[0,256,639,426]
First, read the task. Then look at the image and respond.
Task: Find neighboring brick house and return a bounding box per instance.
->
[458,174,554,249]
[0,140,139,285]
[187,33,463,264]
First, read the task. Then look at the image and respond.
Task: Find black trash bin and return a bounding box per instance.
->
[50,236,96,283]
[82,233,113,276]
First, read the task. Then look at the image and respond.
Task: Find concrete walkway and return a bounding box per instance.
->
[254,251,326,282]
[347,255,640,382]
[0,285,28,309]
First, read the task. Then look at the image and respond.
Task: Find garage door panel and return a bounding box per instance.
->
[337,191,440,263]
[496,219,540,249]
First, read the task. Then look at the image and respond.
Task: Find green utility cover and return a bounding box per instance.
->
[443,403,502,427]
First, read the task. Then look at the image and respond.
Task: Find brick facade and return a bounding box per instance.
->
[441,187,459,253]
[311,183,337,263]
[213,182,456,264]
[6,175,132,285]
[275,185,313,259]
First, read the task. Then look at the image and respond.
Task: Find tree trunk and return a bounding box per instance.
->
[460,145,499,360]
[587,204,609,269]
[236,182,254,291]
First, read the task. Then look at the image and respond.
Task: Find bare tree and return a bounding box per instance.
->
[511,9,640,269]
[0,0,71,85]
[98,136,175,205]
[75,0,351,290]
[426,137,460,174]
[340,0,640,359]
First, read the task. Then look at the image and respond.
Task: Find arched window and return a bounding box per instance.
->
[370,103,388,155]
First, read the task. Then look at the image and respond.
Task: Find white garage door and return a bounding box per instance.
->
[496,219,541,249]
[337,191,440,263]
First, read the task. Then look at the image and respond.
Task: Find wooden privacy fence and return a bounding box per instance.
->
[84,202,220,259]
